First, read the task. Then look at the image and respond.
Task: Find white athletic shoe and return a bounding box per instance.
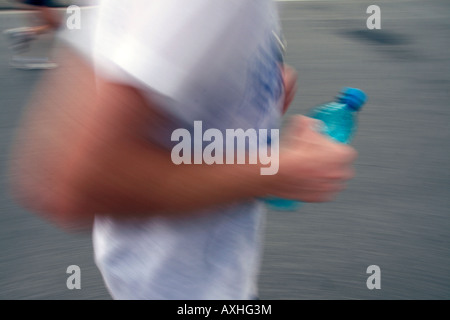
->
[9,56,58,70]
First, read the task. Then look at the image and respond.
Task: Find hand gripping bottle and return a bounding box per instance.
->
[265,87,367,211]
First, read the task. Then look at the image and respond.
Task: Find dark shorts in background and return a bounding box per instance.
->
[19,0,58,7]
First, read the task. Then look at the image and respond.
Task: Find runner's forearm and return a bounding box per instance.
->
[65,136,271,219]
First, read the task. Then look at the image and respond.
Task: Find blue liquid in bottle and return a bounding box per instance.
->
[265,87,367,211]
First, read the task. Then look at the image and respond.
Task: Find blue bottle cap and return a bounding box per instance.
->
[337,87,367,111]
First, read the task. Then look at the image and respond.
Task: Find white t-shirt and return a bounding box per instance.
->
[61,0,285,299]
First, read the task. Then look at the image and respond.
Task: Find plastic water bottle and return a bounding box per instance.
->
[265,87,367,211]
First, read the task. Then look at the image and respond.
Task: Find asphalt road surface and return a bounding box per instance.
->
[0,0,449,300]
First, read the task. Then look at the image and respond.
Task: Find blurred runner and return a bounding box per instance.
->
[3,0,61,69]
[10,0,357,300]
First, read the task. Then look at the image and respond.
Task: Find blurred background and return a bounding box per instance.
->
[0,0,449,299]
[0,0,94,8]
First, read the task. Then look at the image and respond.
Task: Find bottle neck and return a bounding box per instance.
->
[334,100,358,112]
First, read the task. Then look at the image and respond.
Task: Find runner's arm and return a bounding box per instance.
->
[9,49,272,226]
[9,49,355,228]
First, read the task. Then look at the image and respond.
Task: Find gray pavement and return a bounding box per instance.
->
[1,0,449,299]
